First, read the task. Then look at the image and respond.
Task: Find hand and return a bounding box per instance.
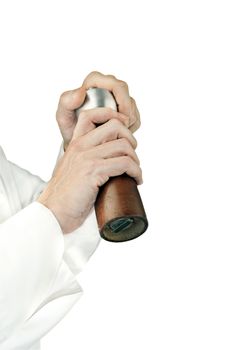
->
[56,71,141,151]
[37,107,143,234]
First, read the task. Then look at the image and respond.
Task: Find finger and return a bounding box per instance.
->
[87,138,140,165]
[56,86,87,118]
[72,118,138,150]
[73,107,129,138]
[82,71,132,123]
[98,156,143,185]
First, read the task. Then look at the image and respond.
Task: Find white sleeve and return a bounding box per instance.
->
[0,142,101,349]
[0,202,68,341]
[6,141,66,207]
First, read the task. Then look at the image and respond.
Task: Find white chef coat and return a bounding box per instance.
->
[0,143,101,350]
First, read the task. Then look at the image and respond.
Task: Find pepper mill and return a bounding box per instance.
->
[76,87,148,242]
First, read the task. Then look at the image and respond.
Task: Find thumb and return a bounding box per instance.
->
[57,86,87,115]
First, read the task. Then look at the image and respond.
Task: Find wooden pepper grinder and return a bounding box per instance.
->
[76,88,148,242]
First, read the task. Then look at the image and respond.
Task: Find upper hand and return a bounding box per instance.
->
[56,71,141,151]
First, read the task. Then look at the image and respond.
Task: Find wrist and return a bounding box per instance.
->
[36,194,82,235]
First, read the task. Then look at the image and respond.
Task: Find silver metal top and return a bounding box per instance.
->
[75,87,117,116]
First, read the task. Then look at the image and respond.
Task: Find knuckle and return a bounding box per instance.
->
[122,155,132,168]
[109,117,122,129]
[106,74,117,80]
[59,90,69,104]
[101,107,115,119]
[87,70,101,79]
[117,79,128,89]
[104,106,115,115]
[88,159,107,185]
[79,158,97,181]
[119,138,131,150]
[86,158,98,171]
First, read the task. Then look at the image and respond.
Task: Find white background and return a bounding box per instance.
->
[0,1,234,349]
